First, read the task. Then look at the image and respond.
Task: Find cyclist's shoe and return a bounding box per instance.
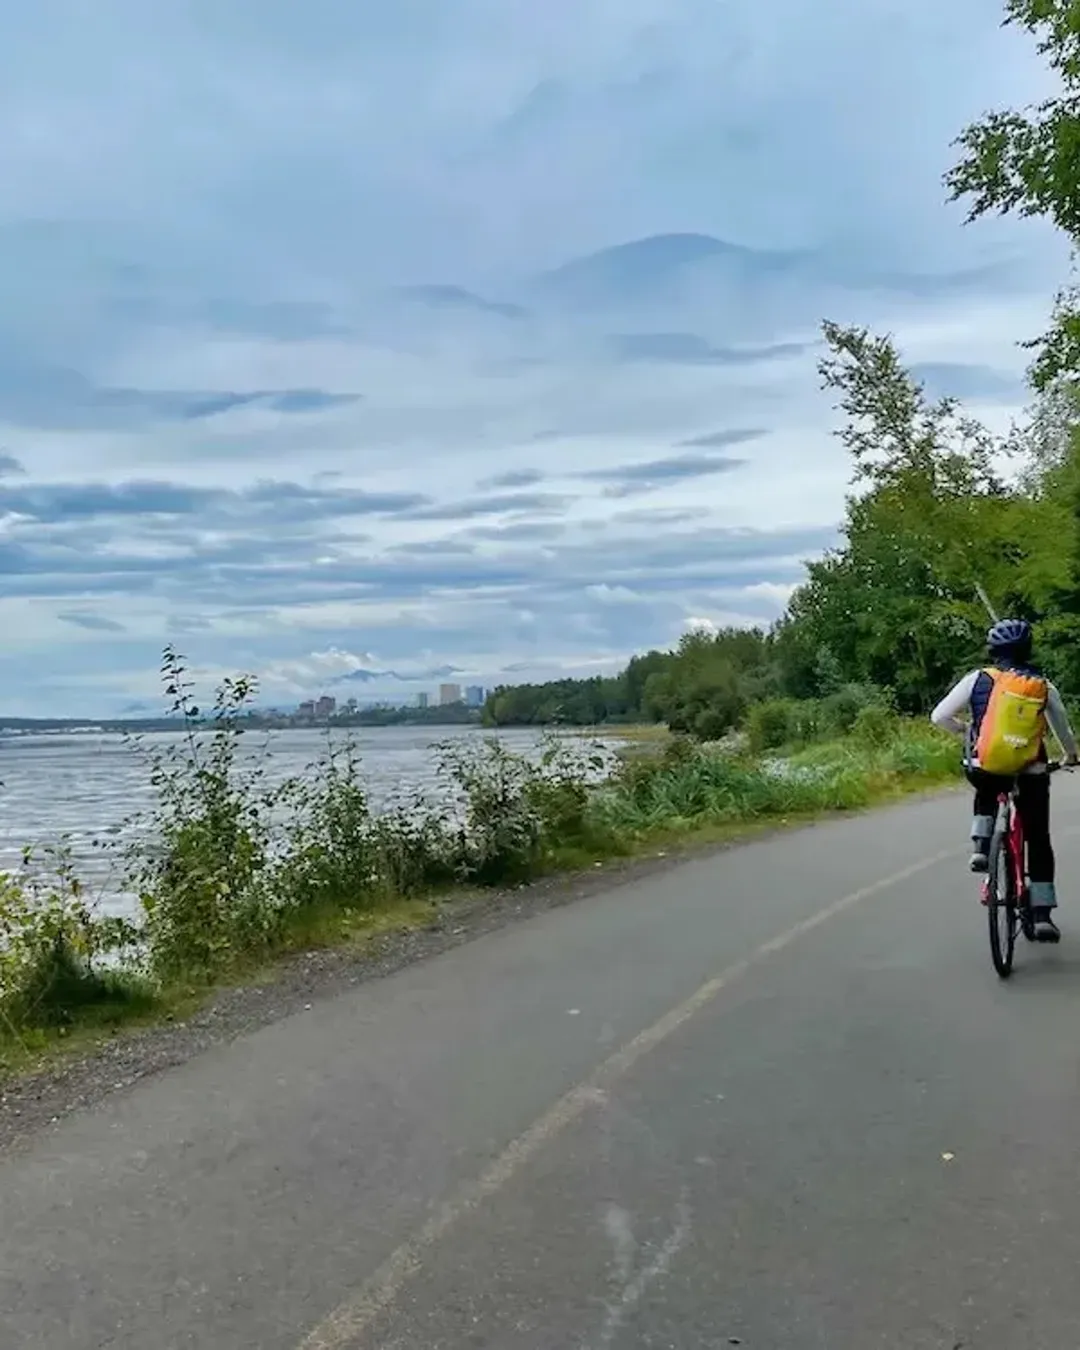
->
[1032,907,1061,943]
[969,849,989,874]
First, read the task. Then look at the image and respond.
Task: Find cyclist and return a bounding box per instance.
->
[930,618,1078,942]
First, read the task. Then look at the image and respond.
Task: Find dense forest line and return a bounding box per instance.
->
[482,319,1080,738]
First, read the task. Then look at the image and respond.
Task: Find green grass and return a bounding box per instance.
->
[598,719,958,836]
[577,723,673,743]
[0,899,447,1080]
[0,956,162,1078]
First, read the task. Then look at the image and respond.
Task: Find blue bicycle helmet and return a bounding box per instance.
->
[987,617,1033,661]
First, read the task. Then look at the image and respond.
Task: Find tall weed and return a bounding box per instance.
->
[436,734,614,882]
[130,648,285,980]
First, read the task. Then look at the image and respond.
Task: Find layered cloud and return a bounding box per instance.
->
[0,0,1062,713]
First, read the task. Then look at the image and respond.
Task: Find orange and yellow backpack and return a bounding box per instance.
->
[975,666,1048,775]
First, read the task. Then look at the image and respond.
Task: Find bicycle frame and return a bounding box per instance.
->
[980,787,1027,909]
[1007,792,1027,901]
[983,762,1068,975]
[982,760,1069,904]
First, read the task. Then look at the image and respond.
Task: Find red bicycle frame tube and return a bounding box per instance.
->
[1007,791,1026,899]
[981,789,1027,907]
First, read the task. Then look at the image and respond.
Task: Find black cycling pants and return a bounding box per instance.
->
[966,768,1053,883]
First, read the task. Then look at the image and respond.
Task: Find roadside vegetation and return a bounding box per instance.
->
[0,654,960,1077]
[5,0,1080,1073]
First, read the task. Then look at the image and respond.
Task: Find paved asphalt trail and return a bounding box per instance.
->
[6,784,1080,1348]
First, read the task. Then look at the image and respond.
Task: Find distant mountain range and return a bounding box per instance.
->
[534,232,806,307]
[333,664,463,687]
[393,284,528,321]
[397,232,1014,314]
[380,231,1020,362]
[118,701,174,717]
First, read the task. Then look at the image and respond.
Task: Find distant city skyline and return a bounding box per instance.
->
[286,684,488,720]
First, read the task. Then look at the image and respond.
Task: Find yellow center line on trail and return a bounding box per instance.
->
[298,846,957,1350]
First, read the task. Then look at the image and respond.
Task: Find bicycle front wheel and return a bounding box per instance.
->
[987,827,1017,978]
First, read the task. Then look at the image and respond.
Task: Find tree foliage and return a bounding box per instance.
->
[946,0,1080,388]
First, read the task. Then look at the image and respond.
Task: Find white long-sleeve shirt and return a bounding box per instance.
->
[930,669,1079,770]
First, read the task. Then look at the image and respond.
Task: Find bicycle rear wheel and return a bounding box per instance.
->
[987,826,1017,978]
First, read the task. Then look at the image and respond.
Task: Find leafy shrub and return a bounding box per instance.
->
[0,845,145,1033]
[437,737,545,884]
[274,742,380,913]
[660,650,748,740]
[819,683,889,737]
[850,703,898,750]
[131,649,281,982]
[437,734,612,883]
[369,806,459,897]
[744,697,830,753]
[745,699,799,753]
[880,724,959,779]
[693,706,733,741]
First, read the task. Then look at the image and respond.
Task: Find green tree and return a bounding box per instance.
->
[623,650,672,713]
[946,0,1080,388]
[1023,389,1080,695]
[790,322,1027,710]
[769,614,821,700]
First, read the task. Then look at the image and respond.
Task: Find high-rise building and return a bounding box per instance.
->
[297,700,315,719]
[314,694,337,719]
[465,685,485,708]
[416,692,430,709]
[438,683,462,706]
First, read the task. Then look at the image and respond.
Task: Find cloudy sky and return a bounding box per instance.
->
[0,0,1064,716]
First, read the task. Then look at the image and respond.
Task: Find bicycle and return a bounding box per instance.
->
[985,761,1069,978]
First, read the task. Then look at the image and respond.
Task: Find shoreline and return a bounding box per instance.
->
[0,772,961,1154]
